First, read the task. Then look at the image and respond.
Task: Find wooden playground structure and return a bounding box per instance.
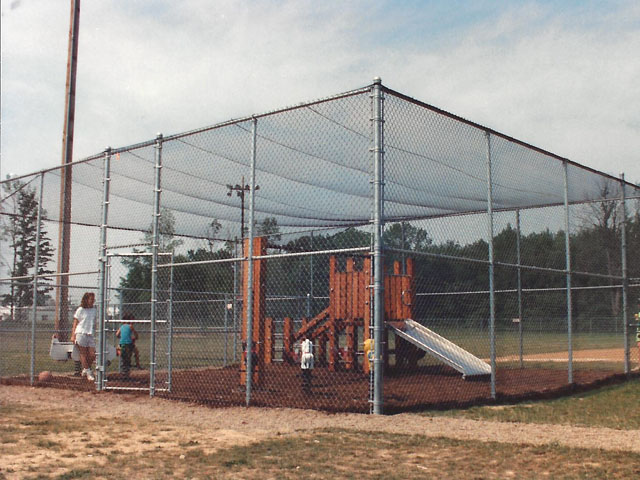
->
[240,237,424,384]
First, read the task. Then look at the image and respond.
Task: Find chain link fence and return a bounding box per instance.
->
[2,80,640,413]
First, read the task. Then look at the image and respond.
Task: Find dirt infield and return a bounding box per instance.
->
[3,361,633,414]
[495,348,633,363]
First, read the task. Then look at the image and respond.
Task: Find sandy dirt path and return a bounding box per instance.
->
[2,385,638,455]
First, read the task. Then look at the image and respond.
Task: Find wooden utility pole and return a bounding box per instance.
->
[55,0,80,339]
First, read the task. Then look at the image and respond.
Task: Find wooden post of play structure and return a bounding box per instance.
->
[328,256,338,371]
[265,317,273,364]
[363,256,372,374]
[283,317,293,363]
[344,258,356,369]
[241,236,267,385]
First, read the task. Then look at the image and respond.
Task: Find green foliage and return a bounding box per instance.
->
[421,379,640,430]
[1,180,54,319]
[117,197,640,327]
[120,209,183,307]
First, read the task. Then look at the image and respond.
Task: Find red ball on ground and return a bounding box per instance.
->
[38,371,53,382]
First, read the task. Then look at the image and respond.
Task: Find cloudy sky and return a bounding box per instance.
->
[2,0,639,183]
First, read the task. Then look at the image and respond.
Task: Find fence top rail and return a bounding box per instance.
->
[383,85,640,193]
[0,270,100,282]
[157,246,370,269]
[107,252,172,258]
[0,85,372,185]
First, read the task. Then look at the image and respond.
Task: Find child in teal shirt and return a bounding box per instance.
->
[116,313,138,378]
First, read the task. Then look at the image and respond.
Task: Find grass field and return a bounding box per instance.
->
[0,326,630,377]
[422,378,640,430]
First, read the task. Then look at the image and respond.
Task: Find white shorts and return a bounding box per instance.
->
[301,353,314,370]
[75,333,95,349]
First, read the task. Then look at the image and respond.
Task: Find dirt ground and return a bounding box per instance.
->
[2,361,631,414]
[1,384,639,479]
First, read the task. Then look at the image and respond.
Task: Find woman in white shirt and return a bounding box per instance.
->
[70,292,97,381]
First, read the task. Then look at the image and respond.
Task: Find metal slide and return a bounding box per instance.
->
[388,319,491,378]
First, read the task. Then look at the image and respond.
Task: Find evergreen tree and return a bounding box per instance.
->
[120,208,183,308]
[1,180,54,320]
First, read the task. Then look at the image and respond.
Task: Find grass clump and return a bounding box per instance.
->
[421,379,640,429]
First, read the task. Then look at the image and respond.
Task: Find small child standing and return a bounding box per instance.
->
[300,336,314,393]
[116,314,138,379]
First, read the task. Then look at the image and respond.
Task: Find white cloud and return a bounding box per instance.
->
[1,0,639,184]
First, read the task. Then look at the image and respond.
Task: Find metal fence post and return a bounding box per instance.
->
[516,209,523,369]
[245,118,258,406]
[150,133,163,397]
[224,293,229,367]
[118,287,123,373]
[167,251,174,391]
[563,161,573,384]
[372,77,385,414]
[97,147,111,390]
[620,174,629,374]
[233,237,238,363]
[309,231,314,317]
[485,131,496,399]
[29,172,45,385]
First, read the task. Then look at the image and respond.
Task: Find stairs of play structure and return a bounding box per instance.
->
[387,319,491,378]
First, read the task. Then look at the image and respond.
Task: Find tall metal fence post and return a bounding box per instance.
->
[29,172,45,385]
[150,133,163,397]
[563,161,573,384]
[372,77,385,414]
[245,117,258,407]
[233,237,238,363]
[96,147,111,390]
[620,174,629,374]
[309,231,314,316]
[167,252,174,391]
[485,131,496,399]
[516,209,523,369]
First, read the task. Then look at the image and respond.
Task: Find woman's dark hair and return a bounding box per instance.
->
[80,292,95,308]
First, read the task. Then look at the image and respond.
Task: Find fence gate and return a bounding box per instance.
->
[99,251,174,395]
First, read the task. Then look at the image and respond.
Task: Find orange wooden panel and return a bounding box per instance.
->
[406,257,414,277]
[329,256,336,321]
[395,276,403,320]
[394,261,400,275]
[293,308,330,342]
[338,272,346,320]
[345,323,355,369]
[265,317,273,364]
[327,320,337,371]
[354,271,363,319]
[346,257,354,273]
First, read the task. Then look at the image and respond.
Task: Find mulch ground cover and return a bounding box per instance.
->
[3,363,633,414]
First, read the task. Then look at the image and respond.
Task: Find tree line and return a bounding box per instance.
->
[117,200,640,327]
[2,178,637,327]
